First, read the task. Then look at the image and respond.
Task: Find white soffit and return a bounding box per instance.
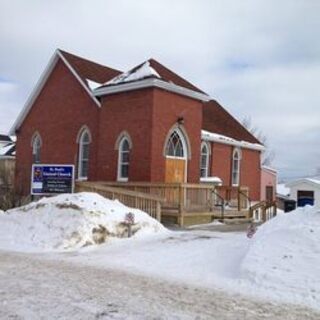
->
[94,78,210,102]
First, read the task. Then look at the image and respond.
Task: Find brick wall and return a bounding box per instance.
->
[241,148,261,201]
[97,88,154,181]
[15,59,99,194]
[210,142,261,201]
[151,88,203,183]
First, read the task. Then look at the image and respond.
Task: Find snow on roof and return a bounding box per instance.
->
[201,130,265,151]
[86,79,102,90]
[308,178,320,185]
[262,166,277,174]
[286,177,320,188]
[277,183,290,197]
[0,143,15,157]
[104,61,161,86]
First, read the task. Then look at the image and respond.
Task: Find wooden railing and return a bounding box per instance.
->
[97,182,215,212]
[249,200,277,222]
[97,181,249,214]
[75,181,163,221]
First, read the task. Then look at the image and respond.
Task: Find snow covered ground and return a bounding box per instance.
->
[0,193,319,314]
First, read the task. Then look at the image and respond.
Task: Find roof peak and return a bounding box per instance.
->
[58,49,121,84]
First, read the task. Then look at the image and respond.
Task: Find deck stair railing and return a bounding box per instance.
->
[211,188,225,222]
[249,200,277,222]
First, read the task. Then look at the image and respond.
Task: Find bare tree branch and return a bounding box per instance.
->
[242,116,275,166]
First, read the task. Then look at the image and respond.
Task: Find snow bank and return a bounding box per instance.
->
[0,192,166,252]
[241,206,320,308]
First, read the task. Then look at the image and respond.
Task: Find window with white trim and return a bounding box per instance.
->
[32,134,41,163]
[165,130,185,158]
[232,148,241,186]
[118,137,130,181]
[200,142,210,178]
[78,129,90,179]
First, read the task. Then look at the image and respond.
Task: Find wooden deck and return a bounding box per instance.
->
[76,181,276,227]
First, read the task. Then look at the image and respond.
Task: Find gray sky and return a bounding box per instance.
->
[0,0,319,180]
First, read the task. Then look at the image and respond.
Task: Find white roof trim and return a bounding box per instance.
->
[286,178,320,189]
[201,130,265,151]
[94,78,210,102]
[9,49,100,135]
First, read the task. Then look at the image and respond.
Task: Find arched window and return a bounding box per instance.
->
[78,128,91,179]
[165,130,186,158]
[31,133,42,163]
[200,142,210,178]
[118,137,130,181]
[232,148,241,186]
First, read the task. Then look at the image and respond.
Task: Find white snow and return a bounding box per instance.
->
[241,206,320,308]
[308,178,320,185]
[0,195,319,310]
[200,176,222,184]
[62,206,320,310]
[105,61,160,85]
[201,130,264,151]
[0,192,166,252]
[277,183,290,197]
[86,79,102,90]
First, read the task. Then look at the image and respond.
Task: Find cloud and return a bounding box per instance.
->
[0,80,25,133]
[0,0,319,178]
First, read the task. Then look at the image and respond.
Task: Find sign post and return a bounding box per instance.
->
[31,164,75,196]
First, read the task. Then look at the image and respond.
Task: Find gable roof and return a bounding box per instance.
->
[202,100,261,145]
[0,134,12,143]
[59,50,121,85]
[149,59,205,94]
[286,177,320,189]
[99,58,206,95]
[10,49,121,135]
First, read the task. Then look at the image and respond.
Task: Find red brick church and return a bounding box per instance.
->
[11,49,264,200]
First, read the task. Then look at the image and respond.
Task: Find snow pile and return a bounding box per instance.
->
[241,206,320,307]
[0,192,166,252]
[105,61,160,85]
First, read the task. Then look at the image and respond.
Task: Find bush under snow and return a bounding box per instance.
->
[241,206,320,307]
[0,192,166,252]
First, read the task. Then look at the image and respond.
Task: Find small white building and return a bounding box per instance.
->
[286,178,320,209]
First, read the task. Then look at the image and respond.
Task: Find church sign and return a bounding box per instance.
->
[31,164,75,195]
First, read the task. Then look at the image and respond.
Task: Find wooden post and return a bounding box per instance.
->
[178,184,185,227]
[273,202,277,217]
[262,207,266,222]
[237,188,241,212]
[156,201,161,222]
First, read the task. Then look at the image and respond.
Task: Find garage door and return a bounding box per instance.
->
[297,190,314,207]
